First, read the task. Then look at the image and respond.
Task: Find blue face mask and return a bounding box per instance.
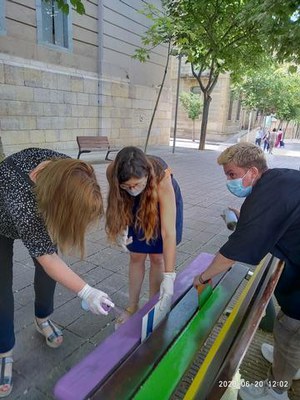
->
[226,170,253,198]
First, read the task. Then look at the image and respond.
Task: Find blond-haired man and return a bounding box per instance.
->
[194,143,300,400]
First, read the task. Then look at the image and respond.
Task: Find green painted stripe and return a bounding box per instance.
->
[133,285,234,400]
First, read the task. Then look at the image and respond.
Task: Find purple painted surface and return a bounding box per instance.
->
[54,252,214,400]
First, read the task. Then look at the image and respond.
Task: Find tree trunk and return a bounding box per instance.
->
[144,41,171,153]
[198,93,212,150]
[191,62,219,151]
[192,119,195,141]
[0,137,5,162]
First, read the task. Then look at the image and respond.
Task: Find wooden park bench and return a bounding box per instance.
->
[76,136,119,161]
[54,253,283,400]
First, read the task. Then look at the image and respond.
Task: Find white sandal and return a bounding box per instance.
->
[0,351,13,398]
[34,318,63,348]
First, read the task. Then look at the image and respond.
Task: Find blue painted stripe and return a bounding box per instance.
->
[146,308,155,337]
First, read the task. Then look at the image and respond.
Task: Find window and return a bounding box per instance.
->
[0,0,6,36]
[36,0,72,50]
[190,86,201,95]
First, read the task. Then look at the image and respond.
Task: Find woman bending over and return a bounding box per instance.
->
[106,146,183,328]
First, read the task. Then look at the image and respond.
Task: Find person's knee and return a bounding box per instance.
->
[130,252,147,264]
[149,253,164,267]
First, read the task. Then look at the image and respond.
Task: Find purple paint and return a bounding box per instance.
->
[54,252,214,400]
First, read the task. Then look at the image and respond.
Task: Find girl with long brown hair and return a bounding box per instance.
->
[0,148,114,398]
[106,146,183,328]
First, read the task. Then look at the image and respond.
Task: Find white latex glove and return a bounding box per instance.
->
[116,226,133,252]
[158,272,176,311]
[77,284,114,315]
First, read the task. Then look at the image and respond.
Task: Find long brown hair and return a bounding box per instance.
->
[105,147,165,243]
[35,158,103,258]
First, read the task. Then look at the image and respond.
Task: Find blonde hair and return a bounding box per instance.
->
[217,142,268,171]
[35,159,104,258]
[105,147,165,243]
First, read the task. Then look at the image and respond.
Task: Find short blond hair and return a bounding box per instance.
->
[217,142,268,171]
[35,159,104,258]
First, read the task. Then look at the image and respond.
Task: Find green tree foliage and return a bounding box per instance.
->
[233,65,300,126]
[247,0,300,63]
[179,92,202,120]
[179,92,203,141]
[51,0,85,15]
[134,0,269,150]
[134,1,300,150]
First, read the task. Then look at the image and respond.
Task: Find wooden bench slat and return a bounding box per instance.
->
[184,255,281,400]
[90,264,249,400]
[131,264,249,400]
[207,259,284,400]
[53,253,216,400]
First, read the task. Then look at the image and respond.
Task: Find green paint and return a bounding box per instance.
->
[133,286,230,400]
[198,283,213,308]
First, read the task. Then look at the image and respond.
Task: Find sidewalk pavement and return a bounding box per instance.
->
[10,141,300,399]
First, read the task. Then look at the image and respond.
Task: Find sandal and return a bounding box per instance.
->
[34,318,63,349]
[0,351,13,398]
[115,306,138,330]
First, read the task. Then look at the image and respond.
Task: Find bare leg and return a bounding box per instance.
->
[149,253,164,298]
[128,252,147,310]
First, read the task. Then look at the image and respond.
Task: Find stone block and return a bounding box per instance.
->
[24,68,42,87]
[32,129,53,145]
[63,91,77,105]
[89,93,99,106]
[34,88,51,103]
[57,73,71,91]
[41,71,58,89]
[77,92,89,105]
[78,118,90,129]
[4,64,24,85]
[0,63,4,83]
[84,78,98,94]
[1,116,36,130]
[71,76,84,92]
[111,82,129,98]
[2,130,30,145]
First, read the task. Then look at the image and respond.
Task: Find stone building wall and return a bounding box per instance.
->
[0,0,171,155]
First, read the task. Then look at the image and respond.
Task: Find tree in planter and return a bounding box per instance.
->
[52,0,85,14]
[179,92,202,142]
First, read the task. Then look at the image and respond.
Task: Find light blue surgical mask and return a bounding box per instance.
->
[226,170,253,198]
[124,187,144,197]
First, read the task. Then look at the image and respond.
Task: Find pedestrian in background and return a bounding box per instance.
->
[255,127,264,147]
[268,128,277,154]
[263,130,270,152]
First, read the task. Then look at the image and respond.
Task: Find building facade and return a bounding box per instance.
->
[0,0,172,154]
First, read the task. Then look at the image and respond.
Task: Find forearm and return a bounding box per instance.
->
[200,252,235,281]
[37,253,86,294]
[162,234,177,273]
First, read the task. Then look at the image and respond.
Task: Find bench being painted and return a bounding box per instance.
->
[54,252,215,400]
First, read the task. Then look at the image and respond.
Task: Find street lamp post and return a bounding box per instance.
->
[172,54,182,154]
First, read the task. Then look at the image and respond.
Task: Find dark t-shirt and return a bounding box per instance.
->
[220,168,300,319]
[0,148,69,258]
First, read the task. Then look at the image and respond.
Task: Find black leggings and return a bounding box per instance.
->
[0,235,56,353]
